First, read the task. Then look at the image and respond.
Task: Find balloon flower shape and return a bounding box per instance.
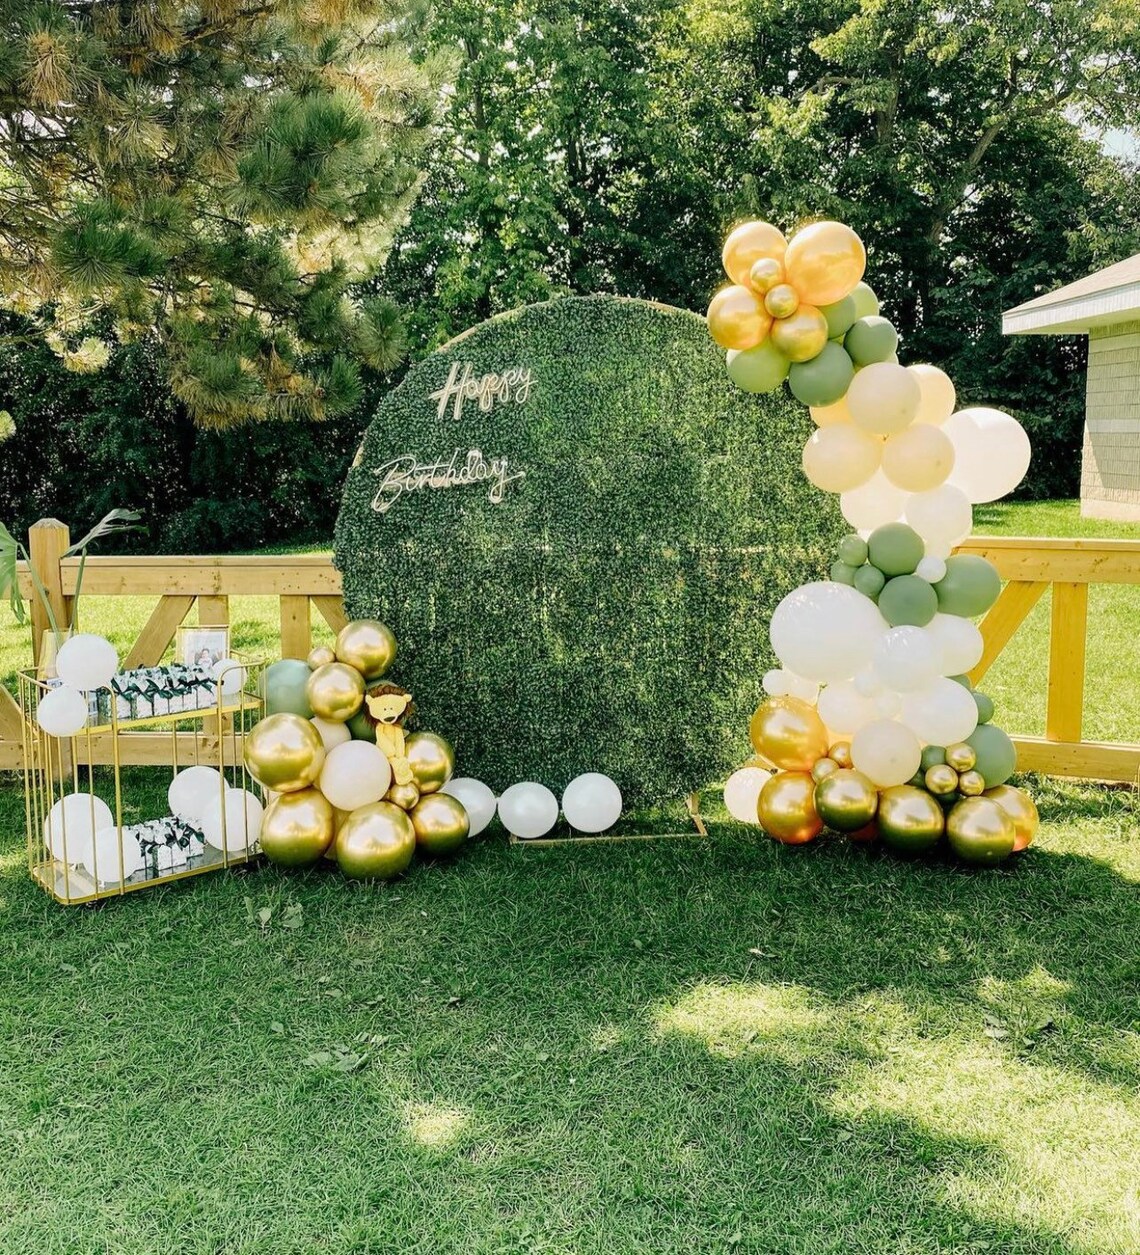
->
[713,216,1037,867]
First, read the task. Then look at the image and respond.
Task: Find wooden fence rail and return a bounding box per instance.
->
[2,521,1139,781]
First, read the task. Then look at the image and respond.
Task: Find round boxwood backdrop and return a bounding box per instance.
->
[335,295,842,804]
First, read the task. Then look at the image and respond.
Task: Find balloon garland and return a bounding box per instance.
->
[710,218,1038,864]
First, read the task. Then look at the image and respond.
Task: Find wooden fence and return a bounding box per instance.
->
[2,521,1138,782]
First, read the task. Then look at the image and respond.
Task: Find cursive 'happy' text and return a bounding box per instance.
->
[371,449,526,515]
[428,361,534,422]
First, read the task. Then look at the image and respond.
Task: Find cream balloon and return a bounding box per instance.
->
[319,741,392,813]
[924,613,984,675]
[168,765,225,822]
[817,680,878,736]
[908,364,956,426]
[802,426,881,494]
[498,782,559,839]
[43,792,113,863]
[872,626,941,692]
[84,827,145,886]
[55,633,119,691]
[199,788,263,854]
[900,678,979,746]
[440,777,497,836]
[784,674,821,704]
[310,716,352,751]
[762,669,790,697]
[723,766,771,824]
[809,396,852,426]
[36,685,90,738]
[840,470,909,533]
[904,484,973,551]
[212,657,246,696]
[561,773,623,833]
[769,581,888,683]
[846,362,922,436]
[915,556,947,583]
[851,720,922,789]
[881,424,955,492]
[943,407,1032,503]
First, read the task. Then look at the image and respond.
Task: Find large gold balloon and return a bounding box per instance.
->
[722,220,787,287]
[334,619,397,681]
[306,662,365,723]
[307,645,336,670]
[784,221,866,307]
[385,780,421,811]
[770,305,829,363]
[707,285,772,351]
[405,731,455,795]
[764,283,800,320]
[749,696,830,772]
[814,768,878,833]
[260,788,335,867]
[749,256,785,294]
[758,771,823,844]
[244,713,326,793]
[984,784,1039,852]
[877,785,945,854]
[335,802,416,879]
[946,797,1015,865]
[411,793,470,857]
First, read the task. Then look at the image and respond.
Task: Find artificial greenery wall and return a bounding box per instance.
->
[335,295,842,802]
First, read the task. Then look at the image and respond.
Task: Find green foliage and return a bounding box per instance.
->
[335,295,842,802]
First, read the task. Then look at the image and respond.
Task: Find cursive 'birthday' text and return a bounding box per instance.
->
[371,449,526,515]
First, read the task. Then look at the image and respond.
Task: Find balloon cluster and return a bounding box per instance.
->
[245,620,470,879]
[712,217,1037,866]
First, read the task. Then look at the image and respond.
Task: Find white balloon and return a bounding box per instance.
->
[802,425,881,493]
[441,777,497,836]
[769,581,888,684]
[809,396,852,426]
[853,665,883,698]
[212,657,245,696]
[847,362,922,435]
[851,719,922,788]
[200,788,263,854]
[36,685,90,738]
[723,766,771,825]
[498,782,559,840]
[762,669,789,697]
[562,773,623,834]
[55,633,119,692]
[943,407,1031,504]
[874,691,902,718]
[168,765,225,823]
[784,674,820,704]
[924,614,984,676]
[908,364,956,426]
[905,484,973,551]
[881,424,955,493]
[44,792,114,864]
[872,626,941,692]
[817,680,878,735]
[319,741,391,812]
[915,556,947,583]
[841,470,909,532]
[310,716,351,751]
[85,827,145,885]
[900,678,979,746]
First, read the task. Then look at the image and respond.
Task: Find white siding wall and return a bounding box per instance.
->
[1082,319,1140,521]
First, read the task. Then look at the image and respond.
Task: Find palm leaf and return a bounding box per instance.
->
[0,519,25,624]
[63,509,142,557]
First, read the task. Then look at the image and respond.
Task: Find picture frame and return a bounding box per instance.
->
[176,625,231,669]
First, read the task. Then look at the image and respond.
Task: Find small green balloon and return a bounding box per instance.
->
[819,294,858,340]
[788,341,855,407]
[346,709,377,742]
[830,560,858,586]
[851,282,879,319]
[726,341,790,393]
[966,724,1017,788]
[949,674,974,690]
[265,659,315,718]
[837,534,868,566]
[853,564,886,599]
[867,522,925,577]
[935,555,1003,618]
[844,316,898,366]
[973,690,994,724]
[920,744,947,772]
[878,574,938,627]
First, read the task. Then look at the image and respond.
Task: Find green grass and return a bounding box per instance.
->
[0,502,1138,1253]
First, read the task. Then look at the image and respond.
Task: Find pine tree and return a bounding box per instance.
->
[0,1,441,426]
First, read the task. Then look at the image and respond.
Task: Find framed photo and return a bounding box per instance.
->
[177,626,231,669]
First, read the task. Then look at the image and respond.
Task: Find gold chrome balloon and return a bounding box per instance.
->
[405,731,455,795]
[707,285,771,351]
[244,713,326,793]
[410,793,470,857]
[334,619,397,681]
[770,305,830,363]
[848,820,879,843]
[829,741,853,770]
[385,780,421,811]
[723,220,787,287]
[307,645,336,671]
[876,785,945,854]
[325,807,351,859]
[749,697,830,772]
[306,662,365,723]
[783,220,866,307]
[764,283,800,320]
[946,797,1015,865]
[814,768,878,833]
[945,743,977,773]
[757,771,824,845]
[958,769,986,797]
[924,764,959,797]
[984,784,1040,852]
[811,756,839,784]
[335,802,416,880]
[259,788,334,867]
[748,256,784,294]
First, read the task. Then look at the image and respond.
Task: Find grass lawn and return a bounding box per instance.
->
[0,499,1137,1253]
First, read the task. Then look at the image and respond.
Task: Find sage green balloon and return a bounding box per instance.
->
[830,560,858,586]
[966,724,1017,787]
[949,673,974,689]
[788,341,855,407]
[726,341,790,393]
[920,744,947,771]
[844,316,899,366]
[819,294,858,340]
[867,522,924,577]
[878,574,938,627]
[851,282,880,319]
[935,555,1002,617]
[347,708,377,742]
[265,659,314,718]
[837,534,868,566]
[973,690,995,724]
[854,564,886,599]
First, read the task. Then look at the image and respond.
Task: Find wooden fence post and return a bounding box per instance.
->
[28,519,72,665]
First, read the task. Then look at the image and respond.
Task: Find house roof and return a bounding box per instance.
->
[1003,253,1140,336]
